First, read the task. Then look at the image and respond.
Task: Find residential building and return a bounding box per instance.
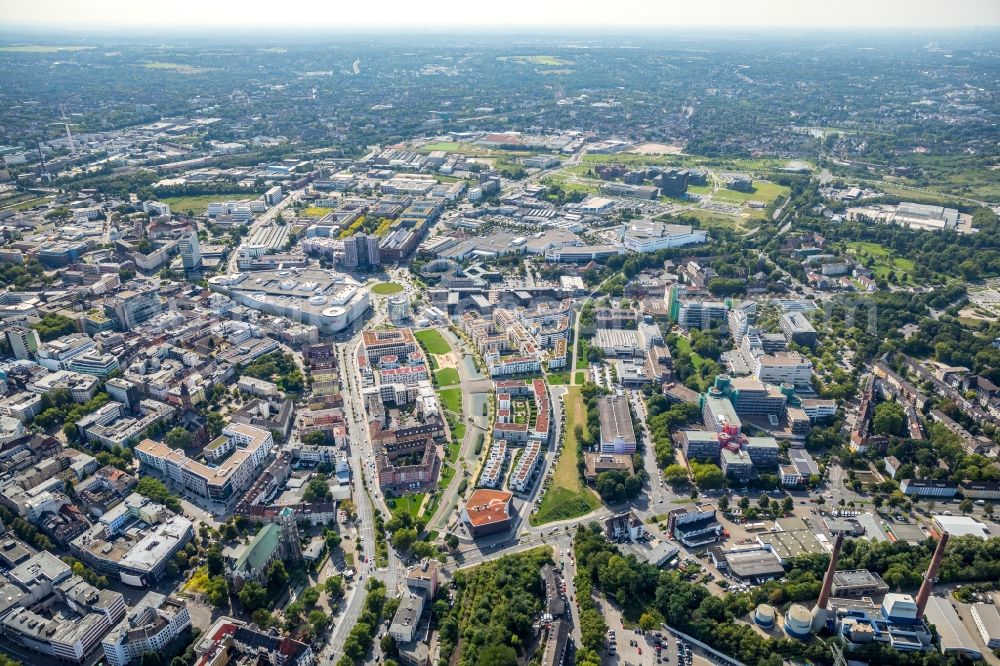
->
[604,511,646,542]
[958,480,1000,500]
[883,456,902,479]
[135,423,274,509]
[195,617,315,666]
[509,440,542,493]
[102,594,191,666]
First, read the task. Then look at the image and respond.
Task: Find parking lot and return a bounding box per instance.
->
[604,624,694,666]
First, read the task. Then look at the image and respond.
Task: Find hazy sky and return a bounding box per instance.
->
[2,0,999,29]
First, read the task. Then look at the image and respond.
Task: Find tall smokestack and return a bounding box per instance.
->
[810,533,845,632]
[817,533,844,610]
[915,532,949,617]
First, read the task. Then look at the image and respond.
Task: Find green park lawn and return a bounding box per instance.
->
[388,493,425,519]
[531,387,601,525]
[415,328,452,355]
[546,372,571,385]
[711,180,790,206]
[371,282,405,295]
[435,367,460,387]
[846,241,921,284]
[674,336,704,371]
[299,206,332,217]
[438,388,463,414]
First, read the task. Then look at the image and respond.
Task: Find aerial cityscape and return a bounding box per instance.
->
[1,4,1000,666]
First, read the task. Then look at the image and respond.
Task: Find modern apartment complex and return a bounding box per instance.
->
[135,423,274,509]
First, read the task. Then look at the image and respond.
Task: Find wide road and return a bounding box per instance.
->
[325,332,404,663]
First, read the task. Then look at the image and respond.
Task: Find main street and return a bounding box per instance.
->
[325,328,404,664]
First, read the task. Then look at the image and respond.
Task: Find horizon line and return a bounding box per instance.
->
[3,23,1000,34]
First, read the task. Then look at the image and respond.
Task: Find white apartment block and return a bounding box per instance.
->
[102,594,191,666]
[509,441,542,493]
[135,423,273,508]
[753,352,813,387]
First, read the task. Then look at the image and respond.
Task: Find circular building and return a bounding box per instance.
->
[784,604,813,640]
[754,604,776,629]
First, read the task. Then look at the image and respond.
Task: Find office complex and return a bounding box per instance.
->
[102,594,191,666]
[597,395,636,454]
[135,423,274,509]
[177,226,202,270]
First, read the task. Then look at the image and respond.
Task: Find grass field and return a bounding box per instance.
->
[0,195,53,212]
[299,206,332,217]
[371,282,405,295]
[388,493,425,519]
[415,328,451,355]
[0,45,94,53]
[547,372,571,385]
[575,371,586,384]
[845,241,921,284]
[438,387,463,414]
[159,193,254,215]
[582,153,698,167]
[683,208,747,232]
[540,174,599,195]
[435,367,460,387]
[144,62,213,74]
[531,387,601,526]
[712,180,789,206]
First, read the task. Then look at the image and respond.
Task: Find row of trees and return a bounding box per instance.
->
[335,579,389,666]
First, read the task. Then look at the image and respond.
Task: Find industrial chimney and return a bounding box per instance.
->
[810,532,845,632]
[915,532,950,617]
